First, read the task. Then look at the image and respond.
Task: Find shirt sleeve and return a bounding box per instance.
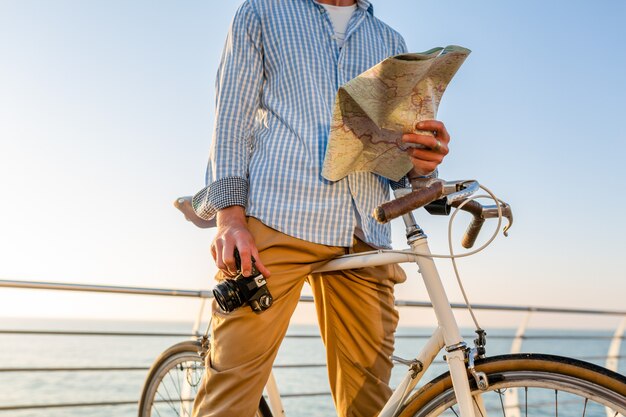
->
[396,35,408,55]
[192,1,263,220]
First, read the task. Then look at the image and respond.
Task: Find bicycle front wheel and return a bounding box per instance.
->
[399,353,626,417]
[138,340,272,417]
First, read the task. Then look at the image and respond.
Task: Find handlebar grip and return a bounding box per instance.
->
[462,217,485,249]
[374,181,444,224]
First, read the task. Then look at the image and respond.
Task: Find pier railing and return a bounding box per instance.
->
[0,278,624,414]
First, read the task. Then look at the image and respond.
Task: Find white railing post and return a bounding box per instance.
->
[191,297,208,337]
[605,316,625,417]
[606,316,625,372]
[504,311,532,417]
[510,311,531,354]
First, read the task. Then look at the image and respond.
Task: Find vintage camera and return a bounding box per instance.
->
[212,250,273,313]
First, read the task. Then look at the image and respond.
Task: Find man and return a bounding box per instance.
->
[191,1,450,416]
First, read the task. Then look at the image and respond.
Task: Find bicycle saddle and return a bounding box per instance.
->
[174,196,216,229]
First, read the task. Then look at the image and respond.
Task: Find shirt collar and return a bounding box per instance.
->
[356,0,373,13]
[312,0,374,15]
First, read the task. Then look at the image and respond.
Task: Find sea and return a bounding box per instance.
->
[0,318,624,417]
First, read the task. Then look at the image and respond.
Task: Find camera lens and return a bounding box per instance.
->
[213,279,244,313]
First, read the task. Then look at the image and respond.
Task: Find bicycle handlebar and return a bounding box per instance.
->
[374,179,479,224]
[450,200,485,248]
[373,181,444,224]
[374,179,513,248]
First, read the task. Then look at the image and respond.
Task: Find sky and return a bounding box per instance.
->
[0,0,625,330]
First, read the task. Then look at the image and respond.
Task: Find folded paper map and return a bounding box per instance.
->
[322,45,471,182]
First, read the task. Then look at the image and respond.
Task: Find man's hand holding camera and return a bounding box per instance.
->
[212,244,273,313]
[212,205,271,277]
[212,206,273,313]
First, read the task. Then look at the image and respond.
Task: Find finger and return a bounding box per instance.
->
[210,243,217,262]
[213,239,225,270]
[251,247,271,278]
[415,119,443,133]
[221,242,238,276]
[416,120,450,143]
[237,245,253,277]
[422,138,448,156]
[403,135,449,155]
[402,133,434,148]
[407,148,446,162]
[410,160,440,175]
[438,123,450,142]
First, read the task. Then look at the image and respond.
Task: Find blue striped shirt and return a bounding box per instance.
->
[193,0,409,248]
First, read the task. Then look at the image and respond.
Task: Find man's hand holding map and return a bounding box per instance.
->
[322,45,471,182]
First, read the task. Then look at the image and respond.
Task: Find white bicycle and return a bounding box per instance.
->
[138,179,626,417]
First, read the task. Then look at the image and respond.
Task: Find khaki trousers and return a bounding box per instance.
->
[192,217,406,417]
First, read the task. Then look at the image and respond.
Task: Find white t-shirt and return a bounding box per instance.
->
[320,3,357,48]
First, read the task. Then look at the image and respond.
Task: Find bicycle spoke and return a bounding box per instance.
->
[169,364,183,397]
[472,395,485,417]
[555,389,558,417]
[181,402,191,417]
[153,363,201,417]
[496,389,506,417]
[178,361,199,417]
[581,398,587,417]
[175,363,185,394]
[525,387,528,417]
[172,363,193,417]
[161,372,178,403]
[449,405,460,417]
[139,344,209,417]
[179,366,191,408]
[180,362,200,416]
[156,388,180,416]
[157,374,183,416]
[155,389,182,417]
[153,404,165,417]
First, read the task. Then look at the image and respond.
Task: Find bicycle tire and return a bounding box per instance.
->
[398,353,626,417]
[138,340,272,417]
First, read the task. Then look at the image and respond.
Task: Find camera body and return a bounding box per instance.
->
[212,252,273,313]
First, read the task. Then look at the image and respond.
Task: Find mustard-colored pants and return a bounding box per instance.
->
[192,217,406,417]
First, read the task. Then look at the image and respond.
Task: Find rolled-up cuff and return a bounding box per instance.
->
[390,168,438,190]
[390,176,410,190]
[191,177,248,220]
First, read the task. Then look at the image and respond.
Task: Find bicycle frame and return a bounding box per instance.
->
[169,189,626,417]
[263,208,482,417]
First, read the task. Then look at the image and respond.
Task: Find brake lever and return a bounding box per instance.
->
[444,180,479,205]
[482,203,513,237]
